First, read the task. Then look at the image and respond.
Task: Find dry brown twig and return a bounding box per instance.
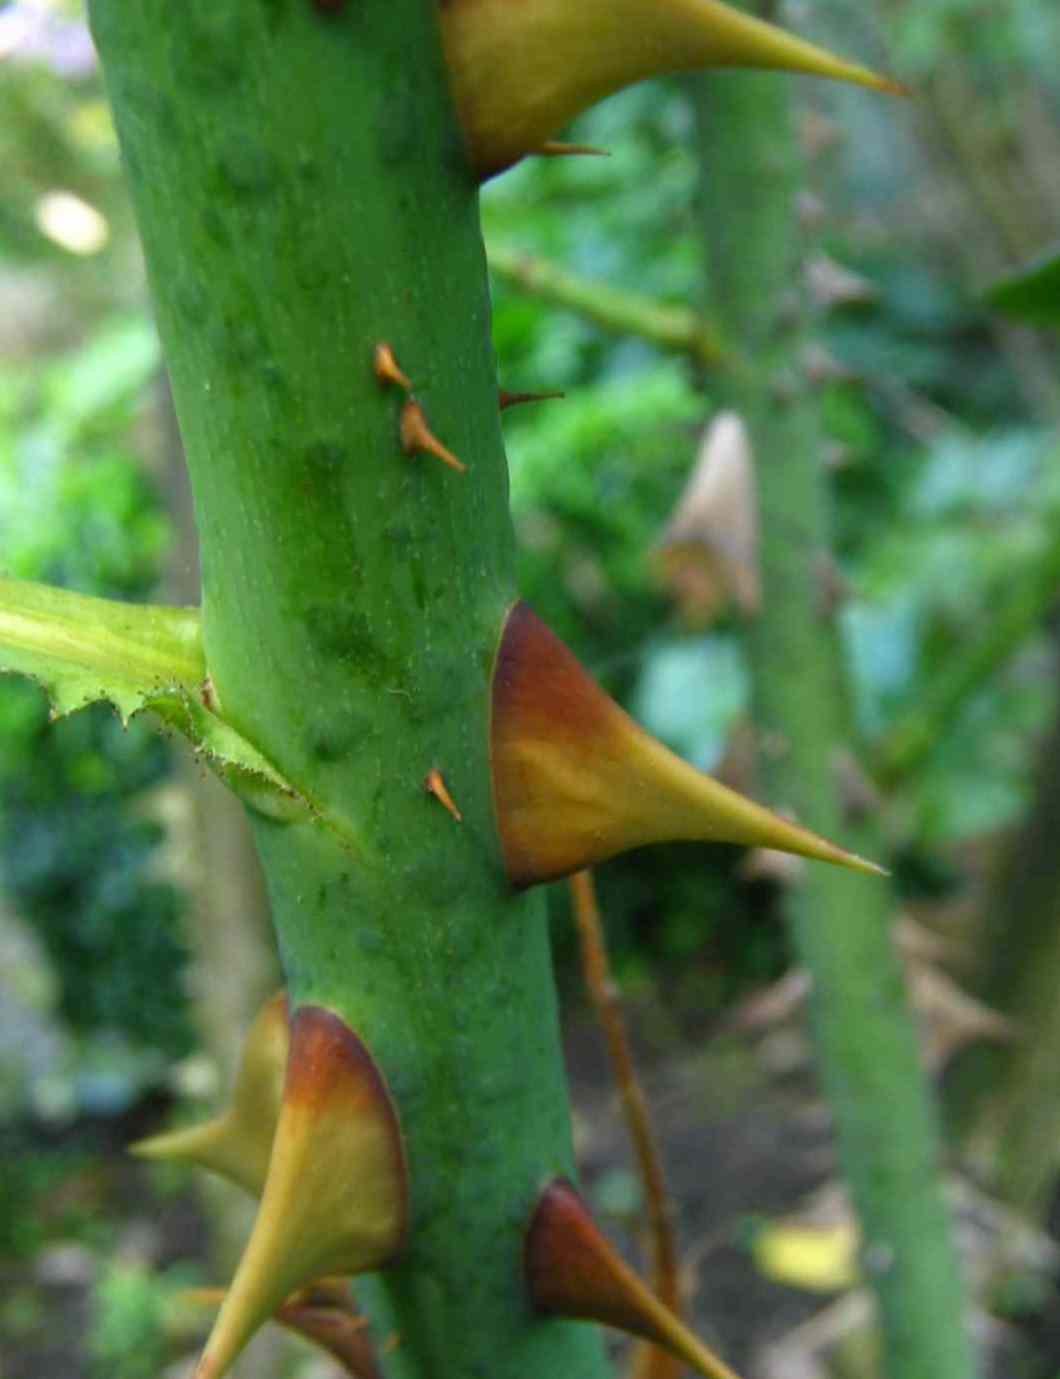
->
[569,870,683,1379]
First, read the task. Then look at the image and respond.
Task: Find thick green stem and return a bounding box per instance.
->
[691,66,975,1379]
[488,243,729,368]
[87,4,607,1377]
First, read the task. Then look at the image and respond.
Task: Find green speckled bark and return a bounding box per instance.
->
[86,3,608,1376]
[691,64,976,1379]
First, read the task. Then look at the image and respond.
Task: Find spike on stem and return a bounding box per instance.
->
[131,991,288,1197]
[373,341,412,393]
[425,767,464,822]
[440,0,904,178]
[526,1179,741,1379]
[399,398,467,474]
[489,601,884,886]
[194,1007,407,1379]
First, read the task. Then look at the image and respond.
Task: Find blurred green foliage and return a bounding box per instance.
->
[88,1261,197,1379]
[0,316,192,1060]
[0,34,191,1074]
[989,245,1060,326]
[0,1144,97,1256]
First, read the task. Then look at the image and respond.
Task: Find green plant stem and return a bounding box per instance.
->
[488,242,729,369]
[690,65,975,1379]
[87,4,608,1377]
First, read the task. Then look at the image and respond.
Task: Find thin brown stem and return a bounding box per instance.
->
[569,870,683,1379]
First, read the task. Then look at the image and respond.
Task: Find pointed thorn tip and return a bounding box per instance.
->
[373,342,412,392]
[425,768,464,822]
[399,399,467,474]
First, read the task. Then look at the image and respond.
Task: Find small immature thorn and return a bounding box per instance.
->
[490,601,885,885]
[131,991,288,1198]
[194,1007,407,1379]
[425,767,463,822]
[499,388,566,411]
[373,342,412,393]
[526,1179,742,1379]
[399,398,467,474]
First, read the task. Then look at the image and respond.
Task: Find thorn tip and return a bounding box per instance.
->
[399,399,467,474]
[425,767,464,822]
[373,342,412,392]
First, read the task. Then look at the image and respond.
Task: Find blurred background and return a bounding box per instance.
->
[2,0,1060,1375]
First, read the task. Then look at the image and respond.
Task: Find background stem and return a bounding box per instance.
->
[690,57,975,1378]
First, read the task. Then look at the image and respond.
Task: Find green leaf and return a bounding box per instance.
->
[0,579,307,822]
[986,247,1060,326]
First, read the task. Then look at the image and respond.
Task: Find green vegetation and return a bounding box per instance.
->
[2,2,1060,1378]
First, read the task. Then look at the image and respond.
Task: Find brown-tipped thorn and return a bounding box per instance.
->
[490,601,885,886]
[194,1007,407,1379]
[373,342,412,392]
[441,0,905,179]
[527,1179,741,1379]
[399,398,467,474]
[499,388,566,411]
[130,991,288,1198]
[537,141,611,159]
[425,767,464,822]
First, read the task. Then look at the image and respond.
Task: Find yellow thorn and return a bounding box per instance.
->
[490,601,886,885]
[440,0,904,178]
[425,768,464,822]
[193,1007,407,1379]
[130,992,288,1198]
[373,341,412,392]
[399,398,467,474]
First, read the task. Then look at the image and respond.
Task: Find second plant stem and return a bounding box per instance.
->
[692,61,975,1379]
